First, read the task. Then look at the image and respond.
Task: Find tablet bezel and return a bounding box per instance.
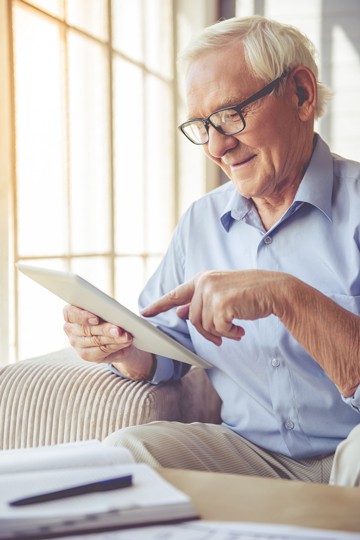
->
[17,263,211,369]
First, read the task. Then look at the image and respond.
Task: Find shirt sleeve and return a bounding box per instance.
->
[108,356,190,384]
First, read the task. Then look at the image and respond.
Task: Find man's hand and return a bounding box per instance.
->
[63,305,155,380]
[63,304,133,363]
[141,270,286,346]
[142,270,360,396]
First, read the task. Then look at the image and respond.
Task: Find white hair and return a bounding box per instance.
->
[179,16,332,119]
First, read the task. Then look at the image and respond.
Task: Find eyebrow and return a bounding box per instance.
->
[217,95,245,109]
[186,94,249,122]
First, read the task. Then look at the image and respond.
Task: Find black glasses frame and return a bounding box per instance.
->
[179,70,289,145]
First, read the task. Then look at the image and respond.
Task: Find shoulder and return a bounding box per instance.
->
[332,153,360,184]
[331,153,360,227]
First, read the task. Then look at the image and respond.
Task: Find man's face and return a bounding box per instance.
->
[185,43,311,202]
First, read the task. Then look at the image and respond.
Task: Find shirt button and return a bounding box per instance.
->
[271,358,280,367]
[285,420,295,430]
[264,236,272,245]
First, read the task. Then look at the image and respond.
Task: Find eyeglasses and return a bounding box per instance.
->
[178,70,289,145]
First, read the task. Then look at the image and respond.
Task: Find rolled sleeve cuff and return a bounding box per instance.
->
[148,356,177,384]
[342,383,360,413]
[148,355,191,384]
[108,356,189,385]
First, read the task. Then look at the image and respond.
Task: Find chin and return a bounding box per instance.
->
[231,178,255,199]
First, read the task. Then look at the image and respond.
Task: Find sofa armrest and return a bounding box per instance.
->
[0,348,221,449]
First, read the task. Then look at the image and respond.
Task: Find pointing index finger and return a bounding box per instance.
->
[141,280,195,317]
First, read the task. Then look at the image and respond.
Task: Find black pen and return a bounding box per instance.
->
[9,474,133,507]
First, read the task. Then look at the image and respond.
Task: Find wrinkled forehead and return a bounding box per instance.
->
[184,43,256,118]
[185,41,249,88]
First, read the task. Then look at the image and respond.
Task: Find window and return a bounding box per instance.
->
[1,0,220,363]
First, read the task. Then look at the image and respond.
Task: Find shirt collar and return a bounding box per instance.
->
[220,191,253,232]
[293,134,333,221]
[220,134,334,232]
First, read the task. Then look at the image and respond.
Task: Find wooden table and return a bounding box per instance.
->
[160,468,360,533]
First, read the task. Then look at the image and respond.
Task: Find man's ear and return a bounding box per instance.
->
[289,66,317,121]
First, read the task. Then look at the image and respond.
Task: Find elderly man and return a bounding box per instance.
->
[64,16,360,485]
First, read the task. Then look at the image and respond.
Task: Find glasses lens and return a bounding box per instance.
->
[182,120,208,144]
[210,108,244,135]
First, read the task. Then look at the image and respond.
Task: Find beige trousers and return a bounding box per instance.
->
[104,421,360,485]
[103,421,335,484]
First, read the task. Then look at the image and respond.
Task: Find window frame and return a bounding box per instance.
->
[0,0,220,364]
[0,0,16,364]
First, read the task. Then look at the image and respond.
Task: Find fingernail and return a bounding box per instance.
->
[109,327,119,337]
[89,317,98,325]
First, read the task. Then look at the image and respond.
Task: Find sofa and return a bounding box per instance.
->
[0,348,222,450]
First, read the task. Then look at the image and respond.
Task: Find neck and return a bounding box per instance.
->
[254,133,316,230]
[254,196,295,231]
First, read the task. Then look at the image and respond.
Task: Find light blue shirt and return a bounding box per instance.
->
[117,135,360,459]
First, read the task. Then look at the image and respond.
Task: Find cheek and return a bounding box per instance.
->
[241,127,285,167]
[258,149,284,176]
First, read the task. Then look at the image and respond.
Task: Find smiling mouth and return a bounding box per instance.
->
[231,155,256,167]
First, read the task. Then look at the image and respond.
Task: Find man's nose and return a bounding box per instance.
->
[207,125,238,158]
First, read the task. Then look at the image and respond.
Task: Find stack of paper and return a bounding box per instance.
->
[0,440,197,539]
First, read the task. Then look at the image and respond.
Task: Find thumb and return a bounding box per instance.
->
[176,303,191,320]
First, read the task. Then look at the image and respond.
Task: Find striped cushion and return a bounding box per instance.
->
[0,348,221,449]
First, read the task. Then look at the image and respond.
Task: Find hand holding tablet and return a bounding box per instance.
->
[17,263,211,369]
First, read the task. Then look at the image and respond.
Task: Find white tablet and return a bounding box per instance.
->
[17,263,211,369]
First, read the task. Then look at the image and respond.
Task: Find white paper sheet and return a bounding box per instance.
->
[0,440,134,474]
[61,520,360,540]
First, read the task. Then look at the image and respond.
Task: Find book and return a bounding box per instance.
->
[0,440,198,539]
